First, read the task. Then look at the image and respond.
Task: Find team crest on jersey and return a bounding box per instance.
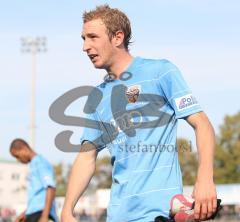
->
[125,85,141,103]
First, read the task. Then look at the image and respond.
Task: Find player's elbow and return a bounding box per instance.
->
[186,112,214,131]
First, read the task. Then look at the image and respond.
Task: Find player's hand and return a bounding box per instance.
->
[38,215,49,222]
[61,210,78,222]
[192,179,217,220]
[15,212,26,222]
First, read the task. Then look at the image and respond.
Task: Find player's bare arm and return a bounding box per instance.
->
[14,210,26,222]
[39,187,56,222]
[185,112,217,220]
[61,143,97,222]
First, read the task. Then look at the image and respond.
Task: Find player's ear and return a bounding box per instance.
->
[113,30,124,47]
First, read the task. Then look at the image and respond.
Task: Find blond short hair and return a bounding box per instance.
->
[83,4,132,50]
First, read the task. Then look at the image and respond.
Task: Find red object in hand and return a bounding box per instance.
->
[170,194,195,222]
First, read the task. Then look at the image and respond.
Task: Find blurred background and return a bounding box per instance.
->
[0,0,239,221]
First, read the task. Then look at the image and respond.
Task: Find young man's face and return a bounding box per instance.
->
[11,148,30,164]
[82,18,116,69]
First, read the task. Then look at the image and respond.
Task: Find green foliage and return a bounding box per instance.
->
[214,112,240,183]
[54,163,68,197]
[177,138,198,185]
[94,156,112,189]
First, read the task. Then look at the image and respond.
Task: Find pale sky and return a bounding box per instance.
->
[1,0,240,164]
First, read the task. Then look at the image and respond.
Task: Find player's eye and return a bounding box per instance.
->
[90,35,97,39]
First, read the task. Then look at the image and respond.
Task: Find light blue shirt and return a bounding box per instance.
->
[80,57,202,222]
[26,155,58,221]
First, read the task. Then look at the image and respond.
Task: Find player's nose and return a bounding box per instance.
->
[83,40,91,52]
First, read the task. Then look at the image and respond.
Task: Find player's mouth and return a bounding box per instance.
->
[88,54,99,62]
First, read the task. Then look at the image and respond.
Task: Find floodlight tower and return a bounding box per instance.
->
[20,37,47,149]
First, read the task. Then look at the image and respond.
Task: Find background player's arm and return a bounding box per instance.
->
[61,143,97,222]
[185,112,217,220]
[14,210,26,222]
[39,187,56,222]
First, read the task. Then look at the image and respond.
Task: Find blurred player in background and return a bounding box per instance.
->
[10,139,58,222]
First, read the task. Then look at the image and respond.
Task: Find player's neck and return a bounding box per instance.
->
[107,52,133,79]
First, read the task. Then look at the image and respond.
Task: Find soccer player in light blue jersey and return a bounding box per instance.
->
[62,5,217,222]
[10,139,58,222]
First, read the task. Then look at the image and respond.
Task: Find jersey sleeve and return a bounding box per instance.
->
[37,159,56,189]
[80,111,107,153]
[157,60,203,119]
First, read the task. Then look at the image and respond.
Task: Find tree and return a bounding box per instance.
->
[94,156,112,189]
[177,138,198,185]
[214,112,240,183]
[54,163,68,196]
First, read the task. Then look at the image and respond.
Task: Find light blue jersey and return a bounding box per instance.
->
[80,57,202,222]
[26,155,58,221]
